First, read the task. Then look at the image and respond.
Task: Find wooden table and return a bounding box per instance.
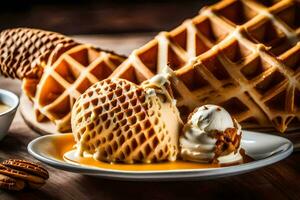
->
[0,35,299,200]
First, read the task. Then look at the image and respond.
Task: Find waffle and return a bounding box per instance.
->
[0,28,78,79]
[71,78,182,163]
[24,44,125,132]
[110,0,300,133]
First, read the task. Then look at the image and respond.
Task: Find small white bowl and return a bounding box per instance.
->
[0,89,19,140]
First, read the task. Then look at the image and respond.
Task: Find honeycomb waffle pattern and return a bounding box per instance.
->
[25,45,125,132]
[110,0,300,133]
[0,28,78,79]
[72,79,180,163]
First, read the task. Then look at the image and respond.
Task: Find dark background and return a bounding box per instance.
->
[0,0,217,35]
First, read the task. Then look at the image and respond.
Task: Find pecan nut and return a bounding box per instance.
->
[0,159,49,191]
[0,174,25,191]
[3,159,49,180]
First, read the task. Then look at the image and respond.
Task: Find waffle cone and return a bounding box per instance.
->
[71,78,182,163]
[110,0,300,133]
[0,28,78,79]
[23,44,125,132]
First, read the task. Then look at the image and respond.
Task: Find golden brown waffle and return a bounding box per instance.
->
[0,28,78,79]
[24,44,125,132]
[71,78,182,163]
[110,0,300,133]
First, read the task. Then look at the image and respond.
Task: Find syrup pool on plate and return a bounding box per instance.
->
[63,149,251,171]
[51,134,252,171]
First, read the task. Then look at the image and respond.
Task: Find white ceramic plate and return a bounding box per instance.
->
[28,131,293,181]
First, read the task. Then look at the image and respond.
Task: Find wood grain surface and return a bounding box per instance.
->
[0,35,299,200]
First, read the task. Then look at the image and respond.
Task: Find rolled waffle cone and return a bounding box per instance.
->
[71,78,182,163]
[110,0,300,133]
[23,44,125,132]
[0,28,78,79]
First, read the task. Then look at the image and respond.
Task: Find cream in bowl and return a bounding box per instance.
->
[0,103,10,113]
[0,89,19,140]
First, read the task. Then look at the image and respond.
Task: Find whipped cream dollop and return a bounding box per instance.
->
[179,105,242,164]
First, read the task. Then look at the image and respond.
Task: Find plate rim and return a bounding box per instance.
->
[27,131,293,180]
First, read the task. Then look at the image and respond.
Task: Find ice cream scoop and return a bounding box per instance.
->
[179,105,242,164]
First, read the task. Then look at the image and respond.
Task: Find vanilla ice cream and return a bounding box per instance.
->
[179,105,242,164]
